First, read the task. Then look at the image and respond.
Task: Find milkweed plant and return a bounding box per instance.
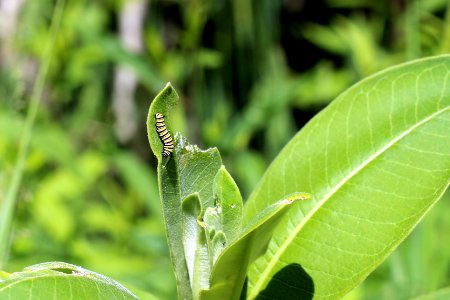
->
[0,55,449,299]
[146,55,450,300]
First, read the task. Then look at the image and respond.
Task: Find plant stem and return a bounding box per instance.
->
[0,0,66,268]
[405,0,421,60]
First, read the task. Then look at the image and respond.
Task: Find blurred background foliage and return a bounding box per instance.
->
[0,0,450,298]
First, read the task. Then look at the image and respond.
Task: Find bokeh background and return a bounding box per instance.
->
[1,0,450,299]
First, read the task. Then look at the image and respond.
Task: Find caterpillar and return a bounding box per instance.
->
[155,113,174,157]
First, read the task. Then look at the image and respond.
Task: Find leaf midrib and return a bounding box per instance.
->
[249,105,450,297]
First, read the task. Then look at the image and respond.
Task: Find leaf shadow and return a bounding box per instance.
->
[255,263,315,300]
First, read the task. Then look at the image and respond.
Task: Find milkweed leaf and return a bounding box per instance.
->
[243,55,450,299]
[0,262,137,299]
[200,193,310,300]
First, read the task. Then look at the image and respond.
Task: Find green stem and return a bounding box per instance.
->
[405,0,421,60]
[440,3,450,53]
[0,0,66,268]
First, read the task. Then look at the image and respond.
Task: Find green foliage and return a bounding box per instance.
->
[148,84,223,299]
[412,287,450,300]
[0,0,66,270]
[243,56,450,299]
[1,1,450,299]
[150,55,449,299]
[211,166,243,243]
[147,85,311,299]
[202,192,310,300]
[0,262,138,299]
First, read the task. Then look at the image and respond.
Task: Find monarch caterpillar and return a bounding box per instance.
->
[155,113,174,157]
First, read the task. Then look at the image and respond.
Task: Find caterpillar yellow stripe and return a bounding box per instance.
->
[155,113,174,157]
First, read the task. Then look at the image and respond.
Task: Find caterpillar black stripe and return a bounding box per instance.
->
[155,113,174,157]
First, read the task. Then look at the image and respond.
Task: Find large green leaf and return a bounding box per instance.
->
[243,55,450,299]
[0,262,137,299]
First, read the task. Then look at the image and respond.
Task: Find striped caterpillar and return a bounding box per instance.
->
[155,113,174,157]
